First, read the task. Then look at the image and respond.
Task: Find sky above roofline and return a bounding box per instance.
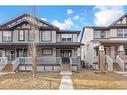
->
[0,6,127,32]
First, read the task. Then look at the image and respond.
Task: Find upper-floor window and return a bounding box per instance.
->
[18,30,25,41]
[100,31,106,38]
[117,29,127,37]
[61,34,72,42]
[2,31,12,42]
[41,31,52,42]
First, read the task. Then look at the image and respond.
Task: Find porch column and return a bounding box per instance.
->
[117,45,125,61]
[117,45,125,70]
[110,46,115,61]
[99,45,106,71]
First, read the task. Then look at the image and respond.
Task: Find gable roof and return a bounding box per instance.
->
[109,12,127,26]
[83,12,127,31]
[0,13,59,30]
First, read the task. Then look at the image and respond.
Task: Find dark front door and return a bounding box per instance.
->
[60,50,72,64]
[17,49,27,57]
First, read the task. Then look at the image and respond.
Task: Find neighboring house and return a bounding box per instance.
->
[81,12,127,71]
[0,13,81,72]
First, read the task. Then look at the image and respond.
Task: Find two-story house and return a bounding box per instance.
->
[81,12,127,71]
[0,13,81,72]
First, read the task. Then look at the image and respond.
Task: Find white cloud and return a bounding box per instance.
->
[52,18,74,29]
[41,17,47,21]
[73,15,79,20]
[67,9,73,15]
[94,6,125,26]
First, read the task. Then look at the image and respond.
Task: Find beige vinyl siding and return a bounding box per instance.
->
[73,34,78,42]
[52,31,56,43]
[122,17,126,24]
[109,29,117,38]
[56,34,60,42]
[106,31,110,38]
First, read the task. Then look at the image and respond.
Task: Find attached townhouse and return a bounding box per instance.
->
[0,13,81,72]
[81,12,127,71]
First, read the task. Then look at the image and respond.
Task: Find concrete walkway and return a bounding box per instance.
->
[0,72,15,76]
[59,71,73,90]
[114,71,127,77]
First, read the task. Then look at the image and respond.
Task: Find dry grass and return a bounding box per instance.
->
[0,72,61,89]
[72,70,127,89]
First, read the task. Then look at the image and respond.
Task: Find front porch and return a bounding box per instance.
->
[94,43,127,71]
[0,45,80,72]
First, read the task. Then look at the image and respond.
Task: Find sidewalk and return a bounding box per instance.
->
[114,71,127,77]
[59,71,73,90]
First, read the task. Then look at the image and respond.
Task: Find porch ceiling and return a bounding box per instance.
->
[0,42,81,48]
[38,42,81,47]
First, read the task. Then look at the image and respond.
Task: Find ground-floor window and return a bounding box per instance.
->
[5,50,15,61]
[17,49,27,57]
[56,49,72,57]
[42,48,52,55]
[0,50,3,57]
[125,49,127,55]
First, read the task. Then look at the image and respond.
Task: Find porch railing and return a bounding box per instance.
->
[12,57,62,72]
[12,57,20,72]
[70,57,78,65]
[105,55,113,71]
[0,57,8,71]
[17,57,62,64]
[70,57,79,71]
[116,55,124,70]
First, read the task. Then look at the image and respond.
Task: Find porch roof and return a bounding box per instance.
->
[93,39,127,47]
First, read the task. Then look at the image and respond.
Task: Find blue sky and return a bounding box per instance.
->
[0,6,127,31]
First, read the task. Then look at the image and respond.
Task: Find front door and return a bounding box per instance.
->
[60,50,72,64]
[17,49,27,57]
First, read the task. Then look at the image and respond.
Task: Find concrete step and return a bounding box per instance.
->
[113,63,121,71]
[61,64,70,71]
[60,70,72,75]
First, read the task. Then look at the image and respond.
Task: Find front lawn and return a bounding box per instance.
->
[72,70,127,89]
[0,72,61,89]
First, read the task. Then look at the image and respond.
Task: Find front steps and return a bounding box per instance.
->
[61,64,70,71]
[2,64,13,72]
[113,63,121,71]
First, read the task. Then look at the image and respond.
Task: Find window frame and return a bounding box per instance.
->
[41,31,52,42]
[18,30,25,41]
[42,48,52,55]
[100,31,106,38]
[60,34,73,42]
[5,49,15,61]
[2,31,12,42]
[117,29,127,37]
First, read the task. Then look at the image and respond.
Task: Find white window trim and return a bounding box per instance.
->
[117,29,127,37]
[2,31,12,42]
[41,31,52,42]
